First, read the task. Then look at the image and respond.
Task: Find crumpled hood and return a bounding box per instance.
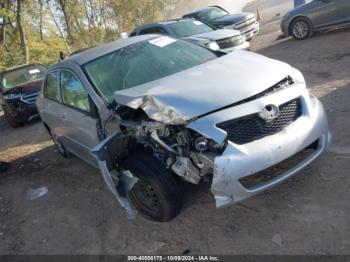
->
[184,29,241,42]
[114,51,293,124]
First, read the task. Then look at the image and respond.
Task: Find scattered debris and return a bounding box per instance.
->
[272,233,283,247]
[182,249,191,255]
[26,187,48,200]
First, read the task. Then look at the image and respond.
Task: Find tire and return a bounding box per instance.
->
[48,128,71,158]
[124,151,182,222]
[290,18,313,40]
[3,107,22,128]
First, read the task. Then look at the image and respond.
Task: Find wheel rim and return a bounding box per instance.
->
[293,21,309,39]
[132,180,160,214]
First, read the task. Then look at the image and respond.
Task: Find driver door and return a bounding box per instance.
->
[311,0,347,28]
[59,69,100,167]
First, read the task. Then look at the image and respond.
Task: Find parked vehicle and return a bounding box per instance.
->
[281,0,350,40]
[183,6,259,40]
[130,18,249,52]
[37,35,330,222]
[0,64,47,127]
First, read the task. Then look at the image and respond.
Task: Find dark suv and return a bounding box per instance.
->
[0,64,47,127]
[183,6,259,40]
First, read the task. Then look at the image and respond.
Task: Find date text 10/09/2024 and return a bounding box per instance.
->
[127,256,220,261]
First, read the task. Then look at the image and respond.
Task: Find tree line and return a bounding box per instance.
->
[0,0,182,70]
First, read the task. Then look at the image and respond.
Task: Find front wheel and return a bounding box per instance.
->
[124,151,182,222]
[3,107,22,128]
[290,18,312,40]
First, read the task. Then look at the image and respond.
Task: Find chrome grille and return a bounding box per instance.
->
[234,16,256,30]
[216,36,243,49]
[20,91,39,104]
[217,98,302,145]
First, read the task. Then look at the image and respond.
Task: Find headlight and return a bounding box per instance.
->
[4,93,21,100]
[290,68,305,85]
[206,41,220,51]
[195,136,208,152]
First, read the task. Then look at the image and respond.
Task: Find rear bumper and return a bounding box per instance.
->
[211,96,330,208]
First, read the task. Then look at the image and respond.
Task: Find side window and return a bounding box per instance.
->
[61,70,90,113]
[45,70,61,102]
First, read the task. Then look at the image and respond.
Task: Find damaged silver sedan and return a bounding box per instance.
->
[37,35,331,221]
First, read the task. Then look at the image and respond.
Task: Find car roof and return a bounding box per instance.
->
[50,35,157,69]
[0,63,44,75]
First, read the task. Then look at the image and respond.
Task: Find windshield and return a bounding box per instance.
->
[1,65,46,90]
[84,37,218,103]
[168,20,213,37]
[198,7,228,22]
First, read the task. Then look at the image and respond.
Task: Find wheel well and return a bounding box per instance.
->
[288,16,313,35]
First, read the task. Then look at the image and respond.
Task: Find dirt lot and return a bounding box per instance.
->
[0,19,350,255]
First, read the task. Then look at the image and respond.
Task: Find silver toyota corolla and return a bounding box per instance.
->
[37,35,331,222]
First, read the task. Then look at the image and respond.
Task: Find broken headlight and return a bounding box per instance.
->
[190,131,227,154]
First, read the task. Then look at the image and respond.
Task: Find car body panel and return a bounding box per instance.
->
[184,28,241,41]
[36,36,330,218]
[281,0,350,36]
[183,7,260,40]
[113,50,291,124]
[1,79,42,95]
[0,64,46,124]
[131,20,249,51]
[37,65,102,167]
[210,13,254,26]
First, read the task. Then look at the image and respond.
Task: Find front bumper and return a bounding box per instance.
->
[2,99,38,122]
[281,18,290,36]
[240,22,260,40]
[221,41,250,52]
[212,96,330,208]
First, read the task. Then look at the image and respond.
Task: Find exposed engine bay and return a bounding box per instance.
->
[91,105,228,217]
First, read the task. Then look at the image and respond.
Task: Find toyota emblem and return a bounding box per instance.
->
[259,104,280,121]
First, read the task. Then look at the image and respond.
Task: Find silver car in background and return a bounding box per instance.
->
[130,18,249,52]
[37,35,330,222]
[281,0,350,40]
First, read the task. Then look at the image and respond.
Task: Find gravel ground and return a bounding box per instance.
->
[0,18,349,255]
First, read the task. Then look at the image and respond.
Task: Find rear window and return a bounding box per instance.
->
[1,65,46,90]
[84,37,217,103]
